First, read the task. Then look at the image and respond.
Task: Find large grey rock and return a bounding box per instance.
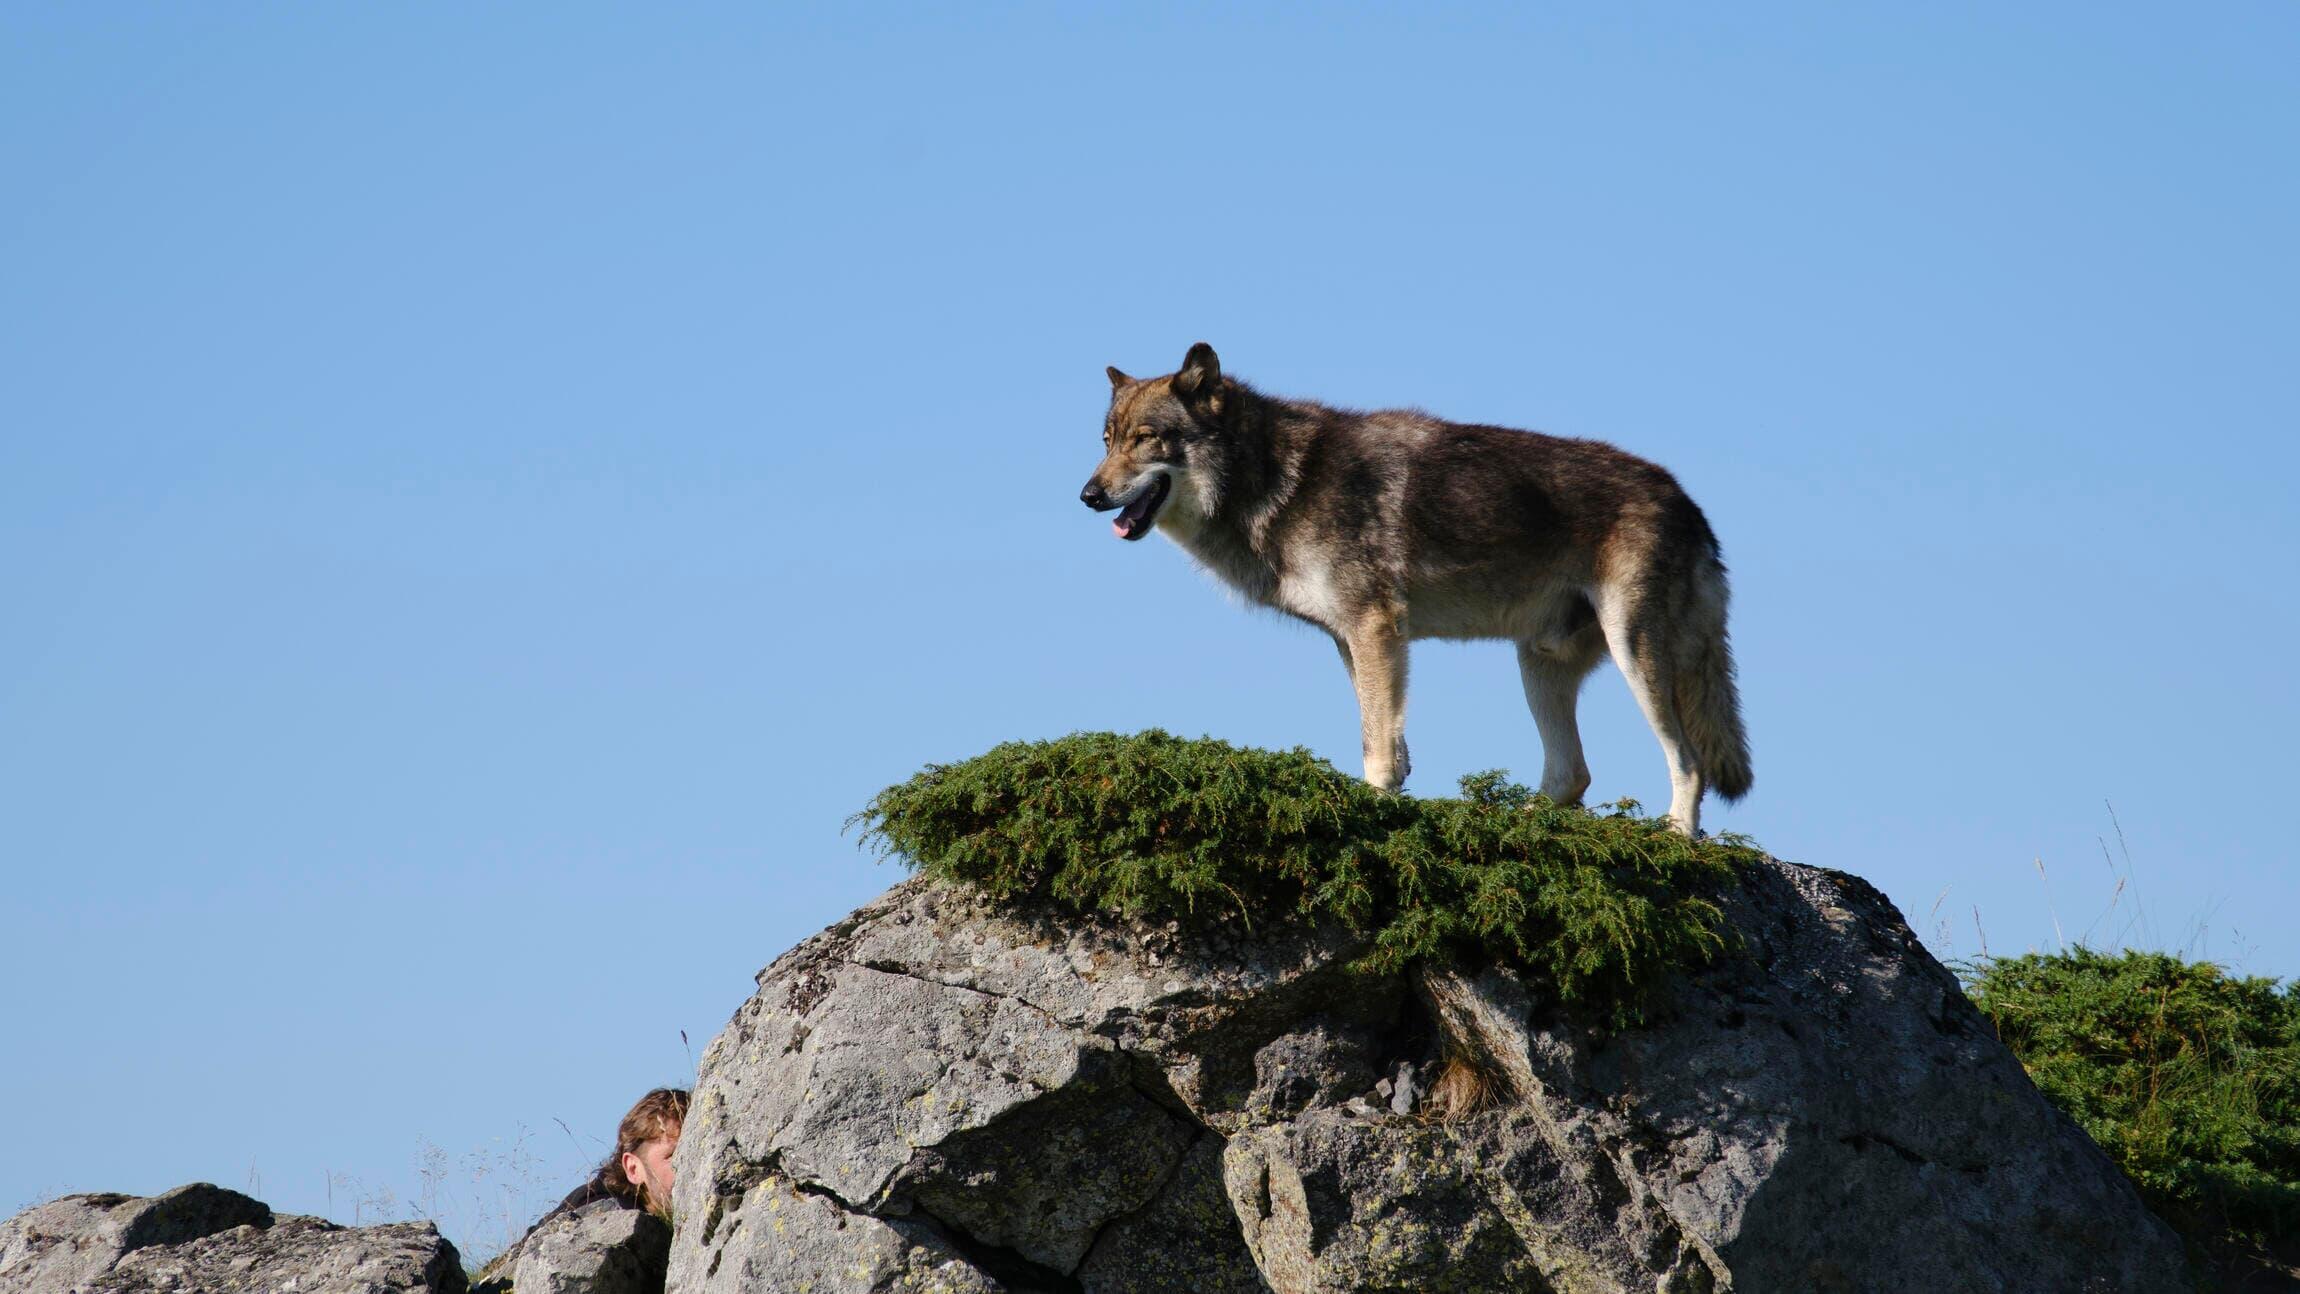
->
[507,1204,669,1294]
[668,862,2191,1294]
[0,1184,463,1294]
[92,1216,464,1294]
[0,1185,272,1293]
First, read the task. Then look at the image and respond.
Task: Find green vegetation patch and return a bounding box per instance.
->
[852,730,1761,1023]
[1968,948,2300,1275]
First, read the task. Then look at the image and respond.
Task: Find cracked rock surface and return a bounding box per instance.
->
[666,862,2189,1293]
[0,1183,465,1294]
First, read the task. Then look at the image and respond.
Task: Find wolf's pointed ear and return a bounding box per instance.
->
[1106,365,1131,390]
[1172,342,1221,402]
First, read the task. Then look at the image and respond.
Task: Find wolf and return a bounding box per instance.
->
[1079,343,1751,836]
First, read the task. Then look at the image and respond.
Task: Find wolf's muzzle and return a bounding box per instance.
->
[1080,482,1115,511]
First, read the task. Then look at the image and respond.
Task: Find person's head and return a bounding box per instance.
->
[602,1087,688,1216]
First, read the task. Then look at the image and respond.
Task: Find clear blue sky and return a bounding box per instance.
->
[4,2,2294,1261]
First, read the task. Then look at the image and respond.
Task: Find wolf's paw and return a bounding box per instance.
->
[1538,766,1592,805]
[1363,740,1410,793]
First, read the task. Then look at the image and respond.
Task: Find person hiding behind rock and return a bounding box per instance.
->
[544,1087,688,1223]
[470,1088,689,1294]
[471,1088,689,1294]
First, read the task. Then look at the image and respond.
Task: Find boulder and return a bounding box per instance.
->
[92,1216,465,1294]
[0,1184,464,1294]
[0,1184,272,1293]
[666,860,2192,1293]
[488,1203,669,1294]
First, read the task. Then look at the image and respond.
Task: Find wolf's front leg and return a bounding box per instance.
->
[1343,614,1410,792]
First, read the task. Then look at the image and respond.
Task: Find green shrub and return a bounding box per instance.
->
[851,730,1760,1024]
[1967,948,2300,1267]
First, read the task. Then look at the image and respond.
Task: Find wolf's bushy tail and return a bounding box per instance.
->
[1676,555,1753,802]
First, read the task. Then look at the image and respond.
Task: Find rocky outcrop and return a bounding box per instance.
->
[471,1202,670,1294]
[0,1184,464,1294]
[667,860,2192,1293]
[90,1215,465,1294]
[0,1185,273,1293]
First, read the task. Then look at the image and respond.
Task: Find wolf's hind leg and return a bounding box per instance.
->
[1593,590,1705,835]
[1516,628,1604,806]
[1342,614,1410,792]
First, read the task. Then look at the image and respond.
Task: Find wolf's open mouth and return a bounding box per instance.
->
[1113,474,1171,541]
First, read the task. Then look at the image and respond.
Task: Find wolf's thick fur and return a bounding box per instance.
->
[1080,343,1751,835]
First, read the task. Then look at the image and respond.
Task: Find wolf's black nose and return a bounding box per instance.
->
[1080,483,1108,509]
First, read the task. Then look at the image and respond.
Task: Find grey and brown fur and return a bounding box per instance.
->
[1079,342,1751,835]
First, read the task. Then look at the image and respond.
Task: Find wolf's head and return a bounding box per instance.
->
[1080,342,1226,542]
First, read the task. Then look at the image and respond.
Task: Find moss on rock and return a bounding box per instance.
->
[853,729,1761,1025]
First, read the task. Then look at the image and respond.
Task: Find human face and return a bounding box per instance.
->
[620,1126,679,1214]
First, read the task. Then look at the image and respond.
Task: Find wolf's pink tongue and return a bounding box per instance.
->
[1112,518,1130,538]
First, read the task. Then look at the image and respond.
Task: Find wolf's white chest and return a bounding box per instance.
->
[1275,559,1350,630]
